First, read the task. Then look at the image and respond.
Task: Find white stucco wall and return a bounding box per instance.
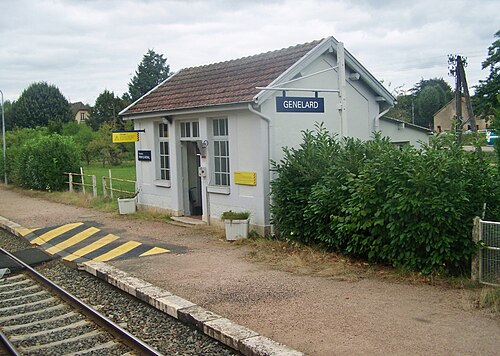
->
[378,118,430,146]
[260,51,389,163]
[133,108,271,232]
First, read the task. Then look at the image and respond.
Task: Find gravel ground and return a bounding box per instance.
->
[2,187,499,355]
[0,229,237,356]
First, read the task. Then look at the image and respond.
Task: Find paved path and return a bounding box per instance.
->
[0,186,499,355]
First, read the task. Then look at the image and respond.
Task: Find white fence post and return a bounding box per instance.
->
[80,167,86,194]
[68,173,73,192]
[102,176,107,198]
[92,175,97,197]
[471,216,481,282]
[109,169,113,199]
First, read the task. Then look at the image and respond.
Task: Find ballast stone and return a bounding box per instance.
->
[78,259,305,355]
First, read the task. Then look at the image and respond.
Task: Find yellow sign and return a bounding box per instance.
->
[234,171,257,186]
[112,132,139,143]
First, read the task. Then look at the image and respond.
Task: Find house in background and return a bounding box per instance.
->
[71,102,91,124]
[120,36,431,234]
[433,97,488,133]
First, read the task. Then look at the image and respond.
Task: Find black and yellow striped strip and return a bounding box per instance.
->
[17,223,170,262]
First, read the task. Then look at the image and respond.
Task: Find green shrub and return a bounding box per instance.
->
[271,126,499,275]
[270,123,340,243]
[16,134,81,191]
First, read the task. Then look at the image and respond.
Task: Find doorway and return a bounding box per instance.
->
[181,141,202,216]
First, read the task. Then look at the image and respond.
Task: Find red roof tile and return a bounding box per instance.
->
[122,40,322,115]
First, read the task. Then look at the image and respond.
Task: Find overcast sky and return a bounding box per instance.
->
[1,0,498,105]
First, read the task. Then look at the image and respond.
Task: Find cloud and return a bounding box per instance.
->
[0,0,498,104]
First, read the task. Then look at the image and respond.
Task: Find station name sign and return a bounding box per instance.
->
[276,96,324,113]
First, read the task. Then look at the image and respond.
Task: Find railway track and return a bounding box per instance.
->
[0,247,162,355]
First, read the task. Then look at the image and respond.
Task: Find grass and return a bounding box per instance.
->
[79,162,136,197]
[479,287,500,313]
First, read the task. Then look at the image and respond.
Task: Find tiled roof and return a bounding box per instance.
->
[71,102,91,115]
[122,40,322,115]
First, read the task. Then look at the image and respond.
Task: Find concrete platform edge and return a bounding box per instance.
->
[0,215,304,356]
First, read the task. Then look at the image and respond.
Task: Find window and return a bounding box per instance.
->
[180,121,200,139]
[80,112,86,122]
[212,118,230,186]
[159,123,170,180]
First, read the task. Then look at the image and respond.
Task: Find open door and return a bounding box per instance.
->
[181,141,202,216]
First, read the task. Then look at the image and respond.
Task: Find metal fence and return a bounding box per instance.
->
[473,218,500,287]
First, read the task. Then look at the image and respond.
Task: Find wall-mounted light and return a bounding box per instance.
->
[349,73,360,81]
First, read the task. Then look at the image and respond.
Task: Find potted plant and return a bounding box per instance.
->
[117,191,139,215]
[221,210,250,241]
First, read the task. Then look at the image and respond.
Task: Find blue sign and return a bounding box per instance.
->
[276,96,324,113]
[487,131,499,146]
[137,150,152,161]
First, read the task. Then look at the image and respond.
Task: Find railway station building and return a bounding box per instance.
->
[119,36,430,234]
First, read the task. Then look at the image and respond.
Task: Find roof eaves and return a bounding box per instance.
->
[122,101,251,120]
[381,116,432,133]
[253,36,396,106]
[253,37,330,105]
[120,71,180,116]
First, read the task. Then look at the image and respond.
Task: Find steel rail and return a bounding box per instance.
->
[0,247,162,356]
[0,329,21,356]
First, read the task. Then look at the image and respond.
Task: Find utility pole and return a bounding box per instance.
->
[449,55,477,145]
[457,56,476,131]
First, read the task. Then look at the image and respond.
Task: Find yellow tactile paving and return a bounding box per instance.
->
[64,234,120,262]
[92,241,142,262]
[45,227,100,255]
[30,222,84,246]
[140,246,171,257]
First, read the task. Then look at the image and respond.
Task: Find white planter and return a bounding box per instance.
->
[224,219,249,241]
[118,197,136,214]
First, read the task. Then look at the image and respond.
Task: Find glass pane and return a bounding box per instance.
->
[181,123,186,137]
[221,173,228,186]
[220,141,227,156]
[215,173,221,185]
[214,141,220,156]
[213,120,219,136]
[223,118,228,136]
[161,170,165,180]
[160,144,164,155]
[215,157,221,172]
[193,122,199,137]
[166,170,170,180]
[165,143,169,154]
[223,157,229,173]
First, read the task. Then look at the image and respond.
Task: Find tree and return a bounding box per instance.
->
[87,90,128,130]
[1,100,14,131]
[473,30,500,119]
[387,94,414,122]
[88,123,122,166]
[61,122,97,165]
[387,78,453,127]
[128,49,171,101]
[414,85,449,128]
[11,82,72,129]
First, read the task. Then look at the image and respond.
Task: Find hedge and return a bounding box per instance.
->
[15,134,81,191]
[271,125,500,275]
